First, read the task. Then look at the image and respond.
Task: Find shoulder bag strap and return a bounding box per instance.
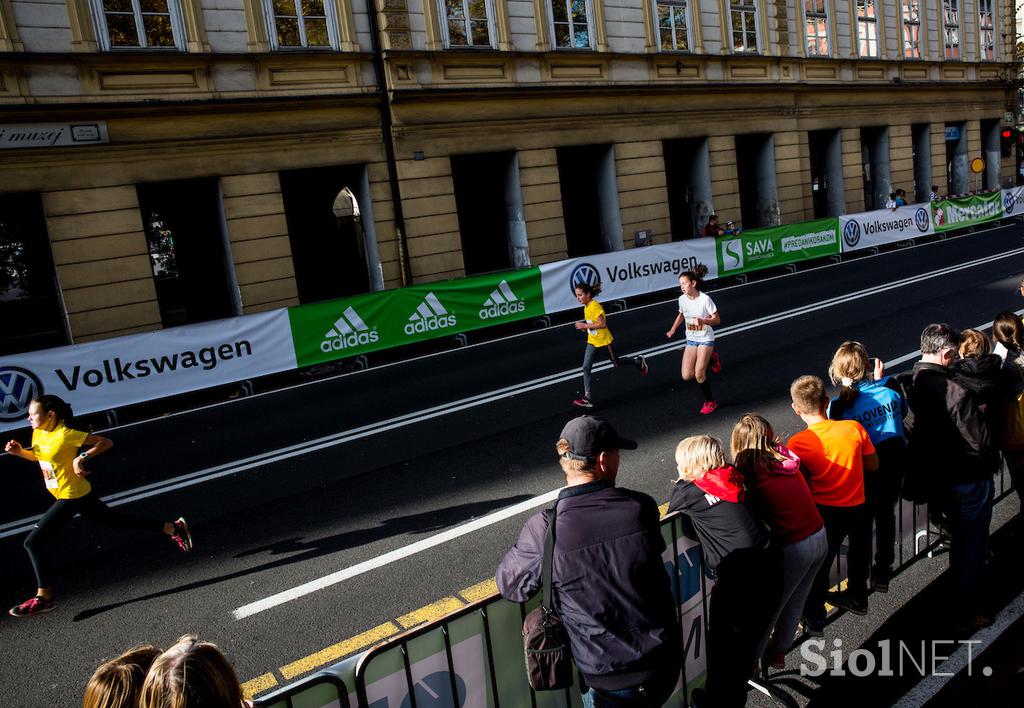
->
[541,505,557,614]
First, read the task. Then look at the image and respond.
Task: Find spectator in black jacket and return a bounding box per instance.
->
[904,323,996,632]
[497,416,680,708]
[668,435,781,707]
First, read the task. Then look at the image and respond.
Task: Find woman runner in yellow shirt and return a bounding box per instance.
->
[572,282,648,408]
[3,394,193,618]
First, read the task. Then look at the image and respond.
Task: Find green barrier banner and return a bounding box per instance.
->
[714,218,840,276]
[931,191,1003,232]
[288,268,544,368]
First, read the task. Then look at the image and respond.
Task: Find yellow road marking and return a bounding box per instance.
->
[280,621,401,680]
[241,673,278,699]
[459,578,498,603]
[396,596,465,628]
[659,502,669,517]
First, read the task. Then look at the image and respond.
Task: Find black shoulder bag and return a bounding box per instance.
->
[521,506,574,690]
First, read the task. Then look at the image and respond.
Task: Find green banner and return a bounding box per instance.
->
[931,191,1003,232]
[715,218,840,276]
[288,268,544,368]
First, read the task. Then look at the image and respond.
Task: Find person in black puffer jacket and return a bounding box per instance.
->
[993,312,1024,511]
[951,329,1005,436]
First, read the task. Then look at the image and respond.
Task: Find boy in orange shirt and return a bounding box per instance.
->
[787,375,879,634]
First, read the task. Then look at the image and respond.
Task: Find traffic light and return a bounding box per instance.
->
[1002,127,1016,158]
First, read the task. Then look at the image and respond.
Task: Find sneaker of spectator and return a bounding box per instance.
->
[140,635,252,708]
[84,645,160,708]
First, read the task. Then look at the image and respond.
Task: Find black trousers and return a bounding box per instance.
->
[24,493,164,588]
[705,546,782,708]
[804,503,871,624]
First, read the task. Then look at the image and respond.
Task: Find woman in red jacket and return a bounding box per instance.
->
[732,414,827,669]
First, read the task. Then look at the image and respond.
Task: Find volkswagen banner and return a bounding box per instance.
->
[0,310,296,433]
[839,204,934,253]
[1002,186,1024,217]
[538,239,720,315]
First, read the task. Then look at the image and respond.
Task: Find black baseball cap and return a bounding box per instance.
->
[558,415,638,463]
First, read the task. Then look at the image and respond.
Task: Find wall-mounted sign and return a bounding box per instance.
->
[945,126,962,141]
[0,122,108,150]
[970,157,986,174]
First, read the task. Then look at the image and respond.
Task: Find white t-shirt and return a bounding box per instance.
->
[678,292,718,343]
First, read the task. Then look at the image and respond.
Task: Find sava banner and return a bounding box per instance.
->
[538,239,720,315]
[715,218,840,276]
[0,310,296,433]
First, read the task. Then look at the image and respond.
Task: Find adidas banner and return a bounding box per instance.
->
[538,239,720,314]
[287,269,545,367]
[715,218,840,277]
[0,310,295,433]
[839,204,934,253]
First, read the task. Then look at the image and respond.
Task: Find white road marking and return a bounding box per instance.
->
[228,303,1024,620]
[892,590,1024,707]
[3,247,1022,542]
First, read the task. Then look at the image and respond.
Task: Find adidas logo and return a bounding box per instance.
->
[320,306,379,353]
[404,292,457,335]
[479,280,526,319]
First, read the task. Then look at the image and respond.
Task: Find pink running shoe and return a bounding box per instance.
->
[699,401,718,415]
[9,595,54,617]
[170,517,193,552]
[709,352,722,374]
[639,356,649,377]
[573,397,594,409]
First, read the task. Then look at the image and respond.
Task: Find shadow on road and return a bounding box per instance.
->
[72,494,531,622]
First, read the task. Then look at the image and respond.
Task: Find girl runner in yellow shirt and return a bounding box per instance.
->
[3,394,193,617]
[572,282,648,408]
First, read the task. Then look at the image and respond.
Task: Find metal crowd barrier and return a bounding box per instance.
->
[257,464,1018,708]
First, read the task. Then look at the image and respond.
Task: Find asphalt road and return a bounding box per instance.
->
[2,223,1024,706]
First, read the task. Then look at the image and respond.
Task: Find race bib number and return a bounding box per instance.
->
[39,461,57,489]
[686,317,706,335]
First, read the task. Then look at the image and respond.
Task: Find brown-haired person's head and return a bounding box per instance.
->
[139,636,245,708]
[959,329,992,358]
[83,645,161,708]
[790,375,828,417]
[993,312,1024,352]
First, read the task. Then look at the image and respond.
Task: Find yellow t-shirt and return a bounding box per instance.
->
[31,424,91,500]
[584,300,613,347]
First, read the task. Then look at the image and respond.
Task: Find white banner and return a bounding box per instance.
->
[1001,186,1024,217]
[539,239,720,314]
[839,204,934,253]
[0,310,296,433]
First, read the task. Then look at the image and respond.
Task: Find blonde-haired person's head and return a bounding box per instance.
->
[790,375,827,415]
[139,635,245,708]
[828,342,869,387]
[731,414,786,481]
[83,646,161,708]
[675,435,726,482]
[959,329,991,358]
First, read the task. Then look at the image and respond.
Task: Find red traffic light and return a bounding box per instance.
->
[1003,129,1013,139]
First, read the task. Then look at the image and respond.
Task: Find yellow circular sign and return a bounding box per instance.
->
[970,157,986,174]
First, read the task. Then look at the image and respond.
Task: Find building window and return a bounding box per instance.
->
[656,0,691,52]
[263,0,339,49]
[857,0,877,57]
[90,0,187,50]
[943,0,960,59]
[550,0,593,48]
[804,0,829,56]
[902,0,920,58]
[441,0,495,48]
[730,0,758,53]
[978,0,995,60]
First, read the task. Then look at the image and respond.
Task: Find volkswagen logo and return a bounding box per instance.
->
[842,220,861,248]
[569,262,600,295]
[1004,191,1017,215]
[915,207,930,232]
[0,366,43,423]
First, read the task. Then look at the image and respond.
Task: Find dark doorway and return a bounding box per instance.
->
[451,152,514,275]
[735,133,779,228]
[664,138,712,240]
[945,122,968,195]
[137,178,235,328]
[0,192,67,355]
[279,165,371,304]
[556,144,610,257]
[808,130,832,217]
[912,123,931,203]
[860,126,891,211]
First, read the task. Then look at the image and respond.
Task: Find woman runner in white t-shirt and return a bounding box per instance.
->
[666,265,721,414]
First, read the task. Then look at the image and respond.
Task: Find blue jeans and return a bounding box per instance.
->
[581,667,679,708]
[939,478,992,617]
